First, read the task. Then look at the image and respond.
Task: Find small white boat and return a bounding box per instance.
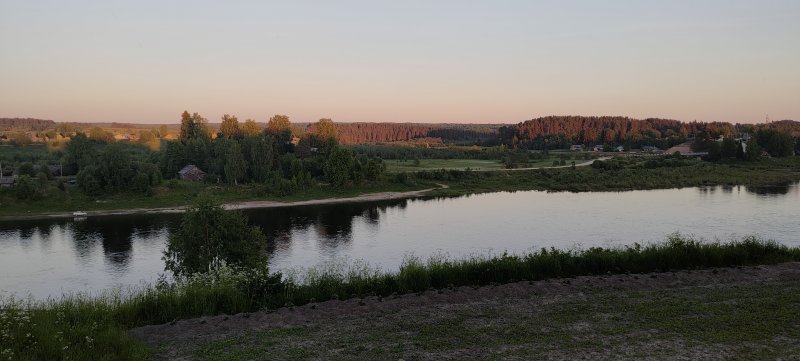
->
[73,211,88,217]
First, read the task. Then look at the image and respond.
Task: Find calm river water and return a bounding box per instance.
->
[1,183,798,299]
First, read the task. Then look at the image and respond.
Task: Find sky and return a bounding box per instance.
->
[1,0,798,124]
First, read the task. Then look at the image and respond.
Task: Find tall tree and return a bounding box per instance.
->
[224,141,247,185]
[266,114,291,135]
[242,119,260,136]
[324,146,354,186]
[180,111,210,141]
[219,114,241,139]
[64,133,97,173]
[314,118,338,143]
[242,135,274,182]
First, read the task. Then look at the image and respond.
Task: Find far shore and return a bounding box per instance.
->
[0,188,437,222]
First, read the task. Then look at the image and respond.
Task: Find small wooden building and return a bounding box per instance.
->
[177,164,206,182]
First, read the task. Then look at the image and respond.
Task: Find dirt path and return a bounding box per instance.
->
[132,262,800,360]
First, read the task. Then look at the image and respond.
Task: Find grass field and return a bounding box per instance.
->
[384,159,506,172]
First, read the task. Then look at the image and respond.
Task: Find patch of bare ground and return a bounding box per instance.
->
[131,263,800,360]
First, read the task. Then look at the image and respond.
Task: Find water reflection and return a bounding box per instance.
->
[1,182,798,299]
[745,184,794,196]
[244,199,410,254]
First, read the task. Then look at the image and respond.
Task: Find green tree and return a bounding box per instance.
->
[324,146,355,186]
[180,111,210,141]
[219,114,241,139]
[224,141,247,185]
[18,162,35,177]
[756,129,794,157]
[15,175,38,200]
[242,135,274,182]
[721,138,737,158]
[64,133,97,173]
[745,138,762,160]
[163,198,267,277]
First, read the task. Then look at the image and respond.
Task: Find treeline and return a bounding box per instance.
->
[692,128,797,161]
[0,118,55,130]
[63,112,387,197]
[327,123,499,145]
[499,116,737,149]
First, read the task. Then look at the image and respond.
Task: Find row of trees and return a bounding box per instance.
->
[157,112,385,193]
[330,122,497,145]
[692,128,796,161]
[498,116,740,149]
[38,112,390,197]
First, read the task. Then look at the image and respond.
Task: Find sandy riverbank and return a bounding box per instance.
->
[0,188,437,221]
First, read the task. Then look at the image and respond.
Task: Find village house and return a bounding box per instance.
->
[177,164,206,182]
[47,165,62,177]
[592,145,604,152]
[569,145,584,151]
[0,178,15,187]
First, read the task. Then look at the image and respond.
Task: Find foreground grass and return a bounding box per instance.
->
[193,279,800,360]
[2,235,800,360]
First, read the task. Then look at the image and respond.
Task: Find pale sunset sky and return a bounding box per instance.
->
[1,0,798,124]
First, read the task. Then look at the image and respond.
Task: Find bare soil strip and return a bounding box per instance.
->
[132,262,800,360]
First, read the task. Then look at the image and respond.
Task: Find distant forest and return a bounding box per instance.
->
[497,116,800,150]
[319,123,500,145]
[0,118,55,130]
[3,116,798,151]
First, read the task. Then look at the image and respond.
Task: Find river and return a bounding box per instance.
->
[1,183,798,299]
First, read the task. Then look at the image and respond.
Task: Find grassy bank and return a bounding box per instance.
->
[419,156,800,195]
[0,179,430,218]
[1,156,799,218]
[2,235,800,360]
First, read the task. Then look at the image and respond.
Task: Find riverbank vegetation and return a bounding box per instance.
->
[417,156,800,195]
[1,113,798,219]
[2,233,800,360]
[2,154,799,218]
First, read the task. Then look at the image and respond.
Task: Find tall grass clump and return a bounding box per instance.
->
[277,234,800,306]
